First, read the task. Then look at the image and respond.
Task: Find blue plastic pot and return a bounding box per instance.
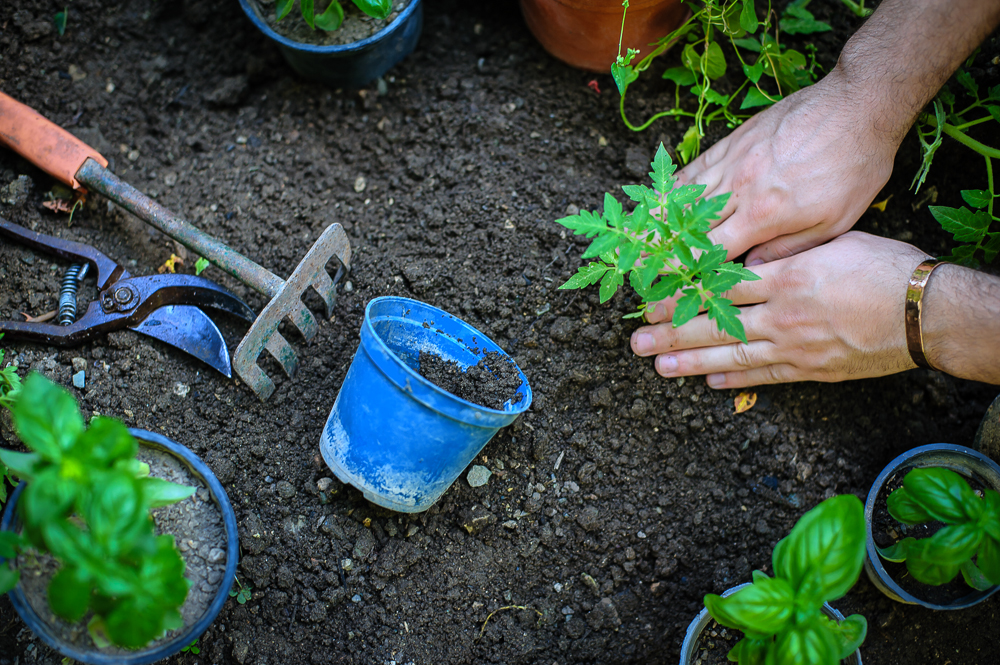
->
[238,0,423,89]
[0,429,238,665]
[320,296,532,512]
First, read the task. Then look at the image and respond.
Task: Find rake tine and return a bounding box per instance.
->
[287,301,318,342]
[265,332,300,378]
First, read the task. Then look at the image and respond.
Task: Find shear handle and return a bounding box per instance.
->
[0,217,125,289]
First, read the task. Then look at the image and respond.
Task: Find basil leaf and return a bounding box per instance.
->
[704,574,794,635]
[900,467,982,523]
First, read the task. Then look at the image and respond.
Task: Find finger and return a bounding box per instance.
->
[631,306,761,357]
[650,339,774,378]
[642,261,775,324]
[745,225,834,265]
[704,364,802,389]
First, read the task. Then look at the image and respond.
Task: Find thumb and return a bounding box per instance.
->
[745,226,832,265]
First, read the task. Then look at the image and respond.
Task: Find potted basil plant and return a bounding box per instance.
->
[0,373,238,664]
[681,495,867,665]
[239,0,424,88]
[865,443,1000,610]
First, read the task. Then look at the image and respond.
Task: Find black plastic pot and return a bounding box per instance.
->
[0,429,239,665]
[678,583,863,665]
[864,443,1000,610]
[238,0,423,89]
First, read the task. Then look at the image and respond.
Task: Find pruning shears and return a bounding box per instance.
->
[0,217,255,377]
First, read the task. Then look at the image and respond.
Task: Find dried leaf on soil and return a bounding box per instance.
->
[735,391,757,413]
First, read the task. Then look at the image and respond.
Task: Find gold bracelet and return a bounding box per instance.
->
[905,259,949,370]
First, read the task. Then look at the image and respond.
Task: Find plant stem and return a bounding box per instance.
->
[940,123,1000,159]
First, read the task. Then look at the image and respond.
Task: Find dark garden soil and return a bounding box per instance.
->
[692,619,740,665]
[418,350,525,410]
[0,1,999,664]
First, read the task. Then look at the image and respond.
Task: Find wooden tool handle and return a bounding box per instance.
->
[0,90,108,192]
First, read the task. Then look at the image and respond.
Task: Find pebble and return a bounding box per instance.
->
[208,548,226,563]
[553,582,563,593]
[71,357,87,373]
[264,475,273,483]
[344,281,354,292]
[502,520,517,529]
[351,594,362,603]
[317,477,334,492]
[72,371,85,389]
[173,382,190,398]
[467,465,493,487]
[342,558,353,572]
[276,480,296,498]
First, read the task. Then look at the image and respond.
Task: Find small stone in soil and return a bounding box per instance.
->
[467,465,492,487]
[418,350,523,410]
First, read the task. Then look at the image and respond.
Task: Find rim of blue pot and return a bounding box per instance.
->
[238,0,422,54]
[361,296,533,419]
[864,443,1000,610]
[0,429,238,665]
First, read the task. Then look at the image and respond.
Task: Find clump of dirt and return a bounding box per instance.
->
[418,350,524,410]
[691,619,741,664]
[248,0,411,46]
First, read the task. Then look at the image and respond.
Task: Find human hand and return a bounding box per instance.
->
[630,232,931,388]
[675,69,901,268]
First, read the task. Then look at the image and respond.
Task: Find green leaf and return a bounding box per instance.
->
[671,184,706,205]
[734,36,762,53]
[876,537,916,563]
[959,558,995,591]
[76,417,137,468]
[956,70,979,98]
[672,290,702,328]
[931,205,992,243]
[886,488,934,524]
[617,242,643,276]
[0,566,19,595]
[0,450,39,480]
[985,233,1000,264]
[983,490,1000,541]
[961,189,992,209]
[706,297,747,343]
[779,5,832,35]
[604,192,625,230]
[598,269,624,303]
[703,41,727,80]
[141,478,195,508]
[650,143,677,195]
[662,66,696,86]
[704,574,794,635]
[771,495,866,607]
[560,263,612,290]
[988,105,1000,123]
[743,61,766,84]
[0,531,21,558]
[677,125,701,164]
[12,373,84,460]
[301,0,316,28]
[557,209,608,238]
[54,7,68,36]
[740,0,758,33]
[690,85,730,106]
[741,87,775,109]
[922,523,983,565]
[612,56,639,95]
[772,616,840,665]
[645,273,685,302]
[49,566,92,622]
[276,0,295,21]
[904,539,961,585]
[352,0,392,20]
[899,467,982,524]
[976,535,1000,585]
[194,257,211,276]
[583,233,622,260]
[727,635,768,664]
[826,613,867,660]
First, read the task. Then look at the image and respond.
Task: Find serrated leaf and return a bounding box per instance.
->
[984,233,1000,263]
[598,269,624,303]
[583,232,622,259]
[672,290,702,328]
[961,189,991,209]
[740,0,758,33]
[559,263,611,290]
[671,183,706,205]
[662,66,696,86]
[604,192,625,230]
[617,242,642,276]
[638,255,666,290]
[646,273,685,302]
[706,297,747,343]
[988,105,1000,123]
[957,70,979,98]
[556,209,608,238]
[650,143,677,195]
[621,184,653,204]
[930,206,991,243]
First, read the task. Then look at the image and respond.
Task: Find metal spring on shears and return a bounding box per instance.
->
[57,264,89,326]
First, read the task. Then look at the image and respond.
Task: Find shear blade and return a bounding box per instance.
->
[130,305,233,378]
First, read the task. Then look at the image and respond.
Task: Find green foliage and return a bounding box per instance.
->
[53,7,68,36]
[704,495,868,665]
[838,0,872,17]
[194,257,210,276]
[182,638,201,654]
[277,0,392,32]
[0,374,195,649]
[879,467,1000,590]
[912,54,999,266]
[556,144,758,342]
[230,576,252,604]
[612,0,825,161]
[0,336,22,507]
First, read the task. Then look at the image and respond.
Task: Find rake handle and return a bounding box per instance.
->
[77,159,283,298]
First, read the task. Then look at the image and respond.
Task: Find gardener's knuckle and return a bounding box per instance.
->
[732,343,756,369]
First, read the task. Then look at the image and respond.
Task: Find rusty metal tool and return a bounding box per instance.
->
[0,217,255,377]
[0,91,352,400]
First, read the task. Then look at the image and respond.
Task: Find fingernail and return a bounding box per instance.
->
[706,373,725,388]
[747,258,764,267]
[632,332,654,355]
[657,355,679,374]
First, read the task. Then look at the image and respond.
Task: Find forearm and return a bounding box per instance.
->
[833,0,1000,146]
[922,265,1000,384]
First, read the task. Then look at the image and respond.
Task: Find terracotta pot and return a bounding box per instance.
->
[519,0,688,73]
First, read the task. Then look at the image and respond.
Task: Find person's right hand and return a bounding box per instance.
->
[674,67,903,267]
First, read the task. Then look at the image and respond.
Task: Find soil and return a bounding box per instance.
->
[418,350,525,409]
[870,466,991,606]
[13,443,227,655]
[0,1,998,664]
[249,0,412,47]
[691,619,740,665]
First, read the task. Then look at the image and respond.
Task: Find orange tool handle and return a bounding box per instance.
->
[0,90,108,192]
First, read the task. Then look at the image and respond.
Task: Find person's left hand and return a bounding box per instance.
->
[629,232,931,387]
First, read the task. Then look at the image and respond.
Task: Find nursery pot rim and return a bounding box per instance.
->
[864,442,1000,610]
[0,428,239,665]
[238,0,421,55]
[679,582,862,665]
[361,295,533,418]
